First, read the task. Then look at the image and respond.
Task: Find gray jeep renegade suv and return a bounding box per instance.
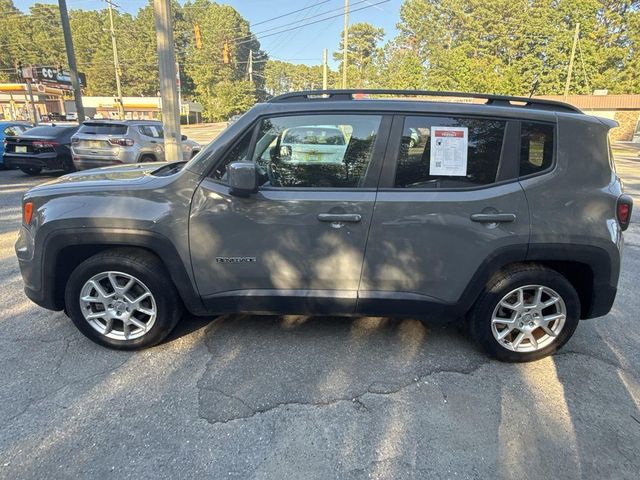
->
[15,90,633,362]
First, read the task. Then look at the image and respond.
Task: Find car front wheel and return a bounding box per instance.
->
[20,166,42,176]
[64,248,183,350]
[470,264,580,362]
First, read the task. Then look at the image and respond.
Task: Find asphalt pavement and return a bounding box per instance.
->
[0,158,639,479]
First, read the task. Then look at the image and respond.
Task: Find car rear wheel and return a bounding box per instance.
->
[62,157,76,173]
[139,154,156,163]
[470,264,580,362]
[19,166,42,176]
[64,248,183,350]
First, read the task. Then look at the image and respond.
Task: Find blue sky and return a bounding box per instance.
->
[13,0,404,68]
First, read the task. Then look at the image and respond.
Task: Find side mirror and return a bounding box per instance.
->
[181,134,188,141]
[228,162,258,197]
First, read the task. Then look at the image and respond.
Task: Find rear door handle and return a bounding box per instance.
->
[317,213,362,223]
[470,213,516,223]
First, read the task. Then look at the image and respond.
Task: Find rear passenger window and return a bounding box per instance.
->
[139,125,163,138]
[520,122,554,176]
[394,116,506,189]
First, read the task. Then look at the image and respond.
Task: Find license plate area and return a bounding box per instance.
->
[15,145,27,153]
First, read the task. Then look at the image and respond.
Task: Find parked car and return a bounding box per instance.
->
[279,125,347,164]
[65,112,78,121]
[3,124,79,175]
[0,121,32,169]
[16,89,633,362]
[70,120,201,170]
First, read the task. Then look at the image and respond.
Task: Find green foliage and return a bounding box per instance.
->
[209,79,256,120]
[395,0,640,95]
[0,0,265,121]
[333,22,385,87]
[263,60,335,95]
[0,0,637,120]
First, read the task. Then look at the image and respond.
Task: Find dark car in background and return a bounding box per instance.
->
[3,124,79,175]
[0,121,32,169]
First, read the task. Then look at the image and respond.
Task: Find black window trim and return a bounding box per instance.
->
[516,120,558,181]
[207,110,393,191]
[379,114,556,192]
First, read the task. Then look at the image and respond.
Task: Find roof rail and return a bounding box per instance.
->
[267,89,583,114]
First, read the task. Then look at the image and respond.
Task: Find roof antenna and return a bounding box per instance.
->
[528,77,540,98]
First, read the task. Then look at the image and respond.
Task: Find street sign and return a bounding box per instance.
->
[35,66,86,89]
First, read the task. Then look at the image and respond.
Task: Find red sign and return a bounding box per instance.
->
[434,129,464,138]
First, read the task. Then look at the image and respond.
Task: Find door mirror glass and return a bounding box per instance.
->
[181,134,188,141]
[228,162,258,196]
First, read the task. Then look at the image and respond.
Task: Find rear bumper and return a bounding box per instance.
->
[73,157,124,170]
[4,152,60,169]
[72,148,139,170]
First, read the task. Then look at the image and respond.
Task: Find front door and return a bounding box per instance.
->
[190,113,389,313]
[359,114,531,314]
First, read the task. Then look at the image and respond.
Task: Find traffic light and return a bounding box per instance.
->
[222,40,231,64]
[194,24,202,49]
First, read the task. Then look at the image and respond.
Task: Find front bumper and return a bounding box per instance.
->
[15,225,59,310]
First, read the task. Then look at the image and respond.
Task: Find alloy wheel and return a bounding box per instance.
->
[491,284,566,353]
[79,271,157,340]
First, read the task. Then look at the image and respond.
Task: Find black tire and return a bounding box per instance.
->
[190,150,200,159]
[20,166,42,176]
[138,154,156,163]
[469,264,580,362]
[64,248,183,350]
[62,156,76,174]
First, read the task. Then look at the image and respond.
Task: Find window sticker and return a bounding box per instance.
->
[429,126,468,176]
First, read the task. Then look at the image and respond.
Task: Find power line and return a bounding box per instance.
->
[234,0,390,47]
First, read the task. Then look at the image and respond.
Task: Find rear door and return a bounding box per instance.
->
[189,112,391,313]
[358,114,530,314]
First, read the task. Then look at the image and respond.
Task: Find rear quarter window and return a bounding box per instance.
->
[519,122,554,176]
[78,123,128,135]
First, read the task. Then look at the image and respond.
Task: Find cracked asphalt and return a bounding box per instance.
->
[1,158,640,479]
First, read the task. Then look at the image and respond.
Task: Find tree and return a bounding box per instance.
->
[394,0,640,95]
[263,60,333,95]
[334,22,384,87]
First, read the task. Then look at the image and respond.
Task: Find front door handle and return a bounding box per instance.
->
[470,213,516,223]
[317,213,362,223]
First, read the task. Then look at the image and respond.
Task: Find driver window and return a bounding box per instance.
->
[252,114,381,188]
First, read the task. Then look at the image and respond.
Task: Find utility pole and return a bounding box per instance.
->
[248,49,253,83]
[564,22,580,100]
[342,0,349,88]
[154,0,182,161]
[322,48,328,90]
[23,71,39,125]
[58,0,84,122]
[106,0,124,119]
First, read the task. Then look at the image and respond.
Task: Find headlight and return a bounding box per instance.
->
[183,144,192,152]
[154,144,164,154]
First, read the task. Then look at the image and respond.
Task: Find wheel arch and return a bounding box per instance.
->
[459,243,619,319]
[41,229,206,315]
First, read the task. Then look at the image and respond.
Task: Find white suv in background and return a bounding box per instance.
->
[71,120,200,170]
